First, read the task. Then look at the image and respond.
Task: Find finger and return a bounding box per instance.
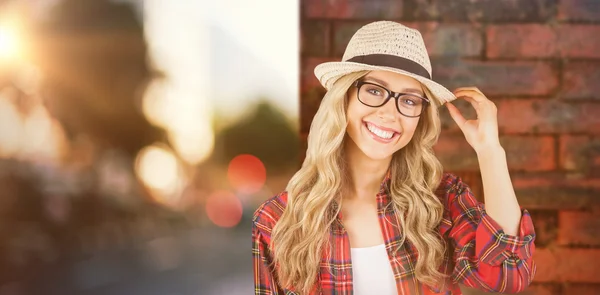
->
[446,102,467,127]
[453,89,488,103]
[453,87,484,96]
[454,94,482,113]
[456,94,477,103]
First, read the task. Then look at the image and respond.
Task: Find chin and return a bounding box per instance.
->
[359,146,396,161]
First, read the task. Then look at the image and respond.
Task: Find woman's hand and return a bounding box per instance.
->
[445,87,501,154]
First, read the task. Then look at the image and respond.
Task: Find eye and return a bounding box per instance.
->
[399,95,421,107]
[361,84,387,98]
[403,98,415,105]
[367,88,382,96]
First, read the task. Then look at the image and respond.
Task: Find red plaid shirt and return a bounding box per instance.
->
[252,172,536,294]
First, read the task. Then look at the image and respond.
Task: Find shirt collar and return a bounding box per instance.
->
[377,167,392,203]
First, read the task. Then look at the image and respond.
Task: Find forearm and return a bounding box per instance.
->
[476,145,521,236]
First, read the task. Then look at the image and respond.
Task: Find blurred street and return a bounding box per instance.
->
[17,222,253,295]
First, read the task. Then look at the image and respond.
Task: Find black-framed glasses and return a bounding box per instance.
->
[353,80,430,118]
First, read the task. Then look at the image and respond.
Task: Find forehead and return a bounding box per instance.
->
[362,71,423,93]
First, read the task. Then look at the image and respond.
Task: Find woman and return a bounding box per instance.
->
[252,21,536,295]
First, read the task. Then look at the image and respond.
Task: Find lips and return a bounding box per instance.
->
[363,121,400,143]
[364,121,400,134]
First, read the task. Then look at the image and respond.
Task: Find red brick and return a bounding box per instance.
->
[407,23,483,56]
[450,171,484,202]
[558,0,600,21]
[560,26,600,59]
[461,283,558,295]
[334,22,482,57]
[487,25,600,59]
[562,284,600,295]
[501,136,556,171]
[423,98,600,136]
[521,284,560,295]
[534,248,600,283]
[303,0,402,19]
[528,210,558,247]
[559,210,600,246]
[301,57,336,93]
[495,99,553,134]
[563,61,600,100]
[494,99,600,135]
[434,133,478,170]
[300,57,334,134]
[301,21,331,57]
[432,59,558,96]
[332,22,365,57]
[413,23,483,57]
[433,135,555,171]
[487,25,558,58]
[559,135,600,173]
[403,0,556,22]
[512,174,600,210]
[463,283,559,295]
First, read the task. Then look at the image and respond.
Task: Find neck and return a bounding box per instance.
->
[343,138,391,201]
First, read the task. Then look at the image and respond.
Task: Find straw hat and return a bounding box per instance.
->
[314,21,456,105]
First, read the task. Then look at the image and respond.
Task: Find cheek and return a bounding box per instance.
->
[346,98,367,125]
[404,119,420,135]
[345,104,371,145]
[396,119,420,146]
[347,111,364,136]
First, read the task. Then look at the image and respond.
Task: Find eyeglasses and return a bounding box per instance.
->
[353,80,430,118]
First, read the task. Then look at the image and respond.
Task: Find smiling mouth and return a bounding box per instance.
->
[363,121,400,143]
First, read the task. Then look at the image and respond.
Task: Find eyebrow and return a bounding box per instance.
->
[363,76,425,96]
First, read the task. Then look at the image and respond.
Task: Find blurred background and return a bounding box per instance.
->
[0,0,298,294]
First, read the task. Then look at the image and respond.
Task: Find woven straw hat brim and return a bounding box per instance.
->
[314,61,456,106]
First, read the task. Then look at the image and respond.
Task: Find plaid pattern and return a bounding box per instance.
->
[252,172,536,295]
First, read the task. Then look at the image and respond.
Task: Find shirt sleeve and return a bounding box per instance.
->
[252,201,284,295]
[444,174,537,293]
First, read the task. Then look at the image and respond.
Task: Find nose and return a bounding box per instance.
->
[376,97,398,122]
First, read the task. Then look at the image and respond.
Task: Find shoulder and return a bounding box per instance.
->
[252,191,289,232]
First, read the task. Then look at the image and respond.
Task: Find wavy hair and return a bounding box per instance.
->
[270,71,448,294]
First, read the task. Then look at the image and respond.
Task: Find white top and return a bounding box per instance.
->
[350,243,397,295]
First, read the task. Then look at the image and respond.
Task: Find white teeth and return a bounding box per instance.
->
[366,123,394,139]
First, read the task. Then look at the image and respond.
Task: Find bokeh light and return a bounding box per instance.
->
[169,126,214,165]
[0,93,23,158]
[227,154,266,194]
[205,190,243,228]
[21,104,67,162]
[141,79,171,128]
[142,81,215,165]
[135,144,186,207]
[0,22,20,60]
[143,0,213,166]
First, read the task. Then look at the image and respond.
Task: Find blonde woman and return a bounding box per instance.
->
[252,21,536,295]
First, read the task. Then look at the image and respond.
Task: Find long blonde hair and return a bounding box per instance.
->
[271,71,447,294]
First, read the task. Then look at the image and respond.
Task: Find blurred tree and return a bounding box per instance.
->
[0,0,181,282]
[43,0,141,31]
[32,0,166,156]
[214,100,299,174]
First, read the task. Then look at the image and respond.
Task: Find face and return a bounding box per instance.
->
[345,70,425,161]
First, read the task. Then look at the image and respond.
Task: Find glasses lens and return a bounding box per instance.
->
[358,83,388,107]
[397,94,424,117]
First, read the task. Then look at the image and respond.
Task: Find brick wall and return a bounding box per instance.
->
[300,0,600,294]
